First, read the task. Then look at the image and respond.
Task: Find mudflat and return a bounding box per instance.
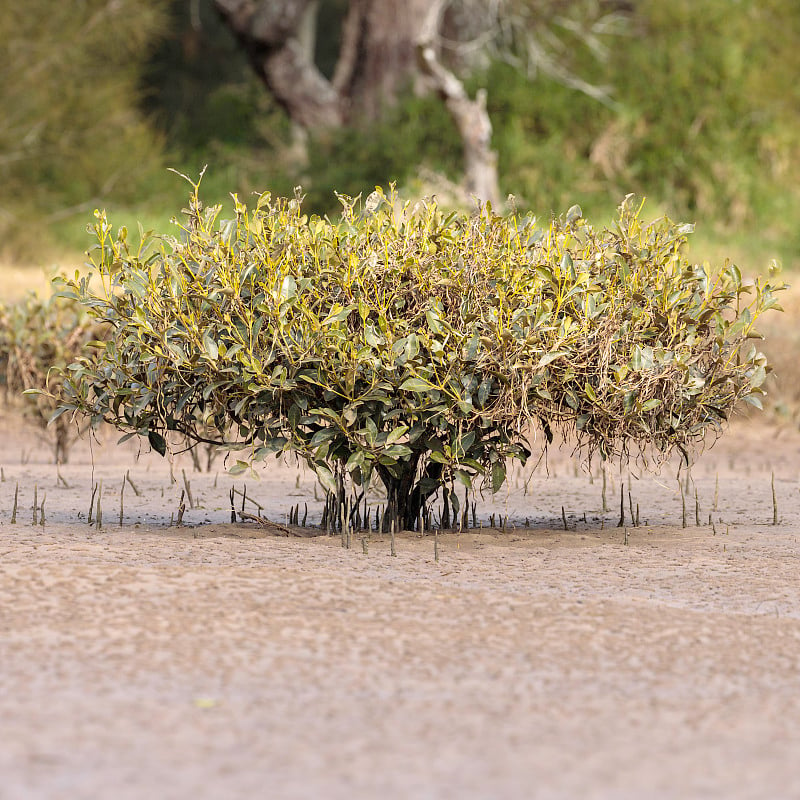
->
[2,416,799,799]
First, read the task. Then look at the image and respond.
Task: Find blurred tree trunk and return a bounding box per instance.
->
[214,0,431,127]
[213,0,501,204]
[417,4,500,207]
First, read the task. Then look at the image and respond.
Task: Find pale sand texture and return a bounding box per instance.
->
[2,416,800,799]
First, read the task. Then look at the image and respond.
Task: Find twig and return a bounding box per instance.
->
[56,465,70,489]
[237,511,293,535]
[232,485,263,512]
[125,470,142,497]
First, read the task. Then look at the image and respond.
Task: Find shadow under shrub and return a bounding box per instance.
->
[48,184,783,528]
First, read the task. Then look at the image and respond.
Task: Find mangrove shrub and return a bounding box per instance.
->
[51,183,782,528]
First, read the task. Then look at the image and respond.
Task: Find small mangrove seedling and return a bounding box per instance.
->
[695,488,700,526]
[11,482,18,524]
[434,528,440,562]
[390,519,397,557]
[39,494,45,527]
[617,482,625,527]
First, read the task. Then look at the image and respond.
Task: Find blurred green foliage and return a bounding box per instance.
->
[0,0,169,260]
[3,0,800,269]
[487,0,800,262]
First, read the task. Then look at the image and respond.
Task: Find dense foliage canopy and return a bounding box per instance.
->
[49,182,782,527]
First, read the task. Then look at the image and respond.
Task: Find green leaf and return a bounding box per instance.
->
[315,464,338,494]
[202,332,219,361]
[743,394,763,410]
[640,398,662,412]
[454,469,472,489]
[386,425,409,445]
[477,378,492,407]
[321,306,351,325]
[749,365,767,388]
[425,308,444,334]
[400,377,435,392]
[538,351,568,367]
[566,204,582,223]
[491,461,506,493]
[280,275,297,300]
[383,444,413,459]
[148,429,167,457]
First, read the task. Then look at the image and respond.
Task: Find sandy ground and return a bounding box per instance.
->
[2,414,800,799]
